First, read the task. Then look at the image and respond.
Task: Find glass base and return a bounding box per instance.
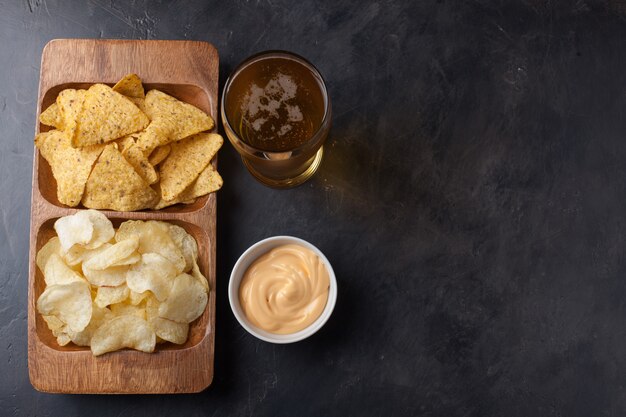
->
[242,147,324,189]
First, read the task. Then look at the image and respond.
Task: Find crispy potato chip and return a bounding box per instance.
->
[159,133,223,201]
[129,290,149,305]
[126,253,179,301]
[167,225,197,272]
[95,286,129,308]
[191,261,209,292]
[63,242,112,267]
[135,90,214,152]
[154,163,223,209]
[54,210,114,252]
[67,305,113,346]
[56,333,72,346]
[44,253,86,286]
[148,145,171,166]
[37,281,93,332]
[110,302,146,319]
[112,74,145,99]
[82,144,158,211]
[82,237,139,270]
[43,314,65,333]
[35,130,104,206]
[39,103,62,129]
[115,221,185,272]
[121,143,158,184]
[145,295,189,344]
[57,89,87,141]
[72,84,149,147]
[91,315,155,356]
[82,264,129,286]
[158,273,207,323]
[36,237,61,272]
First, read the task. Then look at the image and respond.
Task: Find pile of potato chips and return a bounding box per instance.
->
[35,74,223,211]
[36,210,209,356]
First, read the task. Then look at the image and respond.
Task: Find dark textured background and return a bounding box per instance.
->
[1,0,626,415]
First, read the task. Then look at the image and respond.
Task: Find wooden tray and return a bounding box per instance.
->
[28,39,219,394]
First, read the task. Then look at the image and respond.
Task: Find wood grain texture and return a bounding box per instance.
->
[28,39,219,394]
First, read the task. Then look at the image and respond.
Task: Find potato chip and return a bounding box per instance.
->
[36,281,93,332]
[121,142,158,184]
[67,305,113,346]
[43,253,86,286]
[159,133,223,201]
[126,253,179,301]
[134,90,214,153]
[191,261,209,292]
[158,273,207,323]
[115,221,185,272]
[82,144,158,211]
[57,89,87,141]
[36,237,61,272]
[63,242,112,267]
[154,163,223,209]
[35,130,104,206]
[129,290,149,305]
[56,333,72,346]
[112,74,145,99]
[91,315,155,356]
[72,84,149,147]
[82,237,139,270]
[82,264,128,286]
[54,210,113,252]
[95,285,129,308]
[43,314,65,333]
[110,302,146,319]
[39,103,62,129]
[167,225,197,272]
[145,295,189,344]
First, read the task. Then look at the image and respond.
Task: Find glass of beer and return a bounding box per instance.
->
[221,51,331,188]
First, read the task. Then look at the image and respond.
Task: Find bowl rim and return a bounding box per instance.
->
[228,235,337,344]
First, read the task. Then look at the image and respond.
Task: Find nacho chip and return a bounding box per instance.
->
[148,145,171,166]
[39,103,62,129]
[154,163,223,209]
[135,90,214,152]
[82,144,158,211]
[121,143,158,184]
[115,134,137,153]
[57,89,87,141]
[112,74,145,99]
[35,130,104,206]
[72,84,149,147]
[159,133,223,201]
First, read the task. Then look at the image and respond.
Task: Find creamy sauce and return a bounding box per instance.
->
[239,244,330,334]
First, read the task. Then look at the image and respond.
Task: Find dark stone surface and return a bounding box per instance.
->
[1,0,626,415]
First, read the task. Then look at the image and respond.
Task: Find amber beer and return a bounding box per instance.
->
[222,51,331,188]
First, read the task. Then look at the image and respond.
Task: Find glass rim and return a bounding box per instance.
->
[221,50,331,157]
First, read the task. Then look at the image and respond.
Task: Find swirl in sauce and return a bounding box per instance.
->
[239,244,330,334]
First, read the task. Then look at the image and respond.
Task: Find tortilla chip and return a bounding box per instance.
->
[72,84,149,147]
[128,97,146,113]
[115,134,137,153]
[135,90,213,152]
[35,130,104,206]
[154,163,222,209]
[112,74,145,99]
[82,144,157,211]
[158,133,223,201]
[57,89,87,141]
[39,103,62,129]
[121,143,159,184]
[148,145,171,166]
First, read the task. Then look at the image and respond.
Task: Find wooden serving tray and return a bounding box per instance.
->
[28,39,219,394]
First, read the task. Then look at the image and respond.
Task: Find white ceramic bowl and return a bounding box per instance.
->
[228,236,337,343]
